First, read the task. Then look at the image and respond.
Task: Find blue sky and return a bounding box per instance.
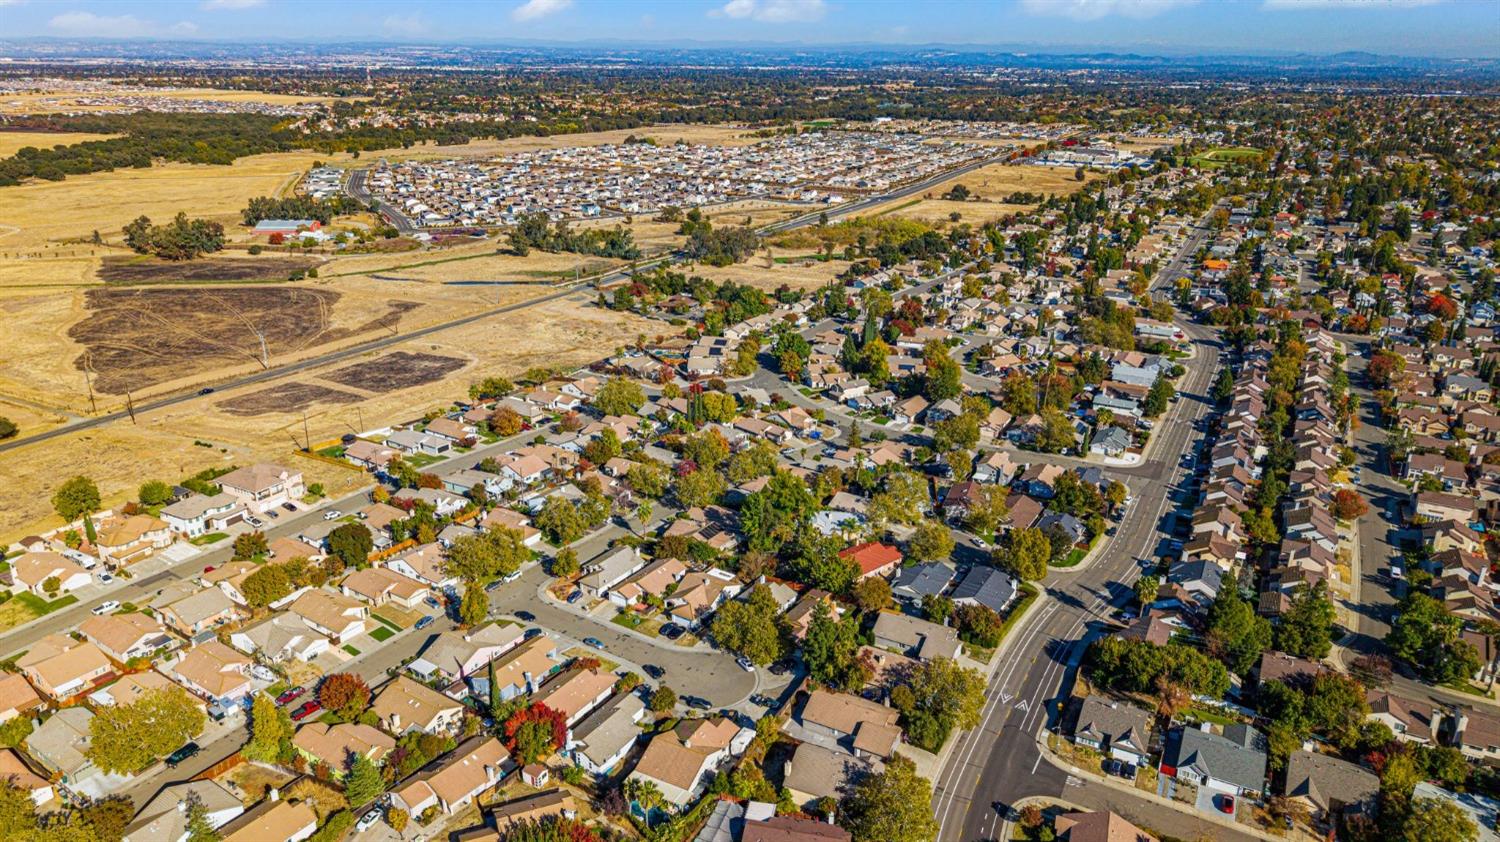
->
[2,0,1495,58]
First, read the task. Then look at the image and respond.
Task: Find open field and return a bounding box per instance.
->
[0,294,668,542]
[858,162,1101,224]
[1189,146,1265,168]
[880,198,1038,227]
[0,131,122,158]
[97,255,324,284]
[683,248,850,292]
[0,86,343,116]
[382,123,763,162]
[1094,134,1184,153]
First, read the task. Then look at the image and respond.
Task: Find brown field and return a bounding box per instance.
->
[684,248,849,292]
[386,123,762,162]
[860,163,1102,220]
[1094,134,1183,153]
[217,382,364,417]
[97,255,324,284]
[0,294,669,542]
[67,286,421,394]
[0,86,343,116]
[321,351,468,394]
[882,199,1039,227]
[0,131,122,158]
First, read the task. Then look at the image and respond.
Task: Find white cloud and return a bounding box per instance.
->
[1261,0,1440,8]
[48,11,165,37]
[168,20,199,34]
[201,0,264,9]
[512,0,573,22]
[1018,0,1197,21]
[381,13,428,36]
[715,0,827,23]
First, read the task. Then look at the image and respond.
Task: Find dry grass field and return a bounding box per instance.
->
[883,199,1039,227]
[860,162,1103,225]
[684,249,850,292]
[0,86,341,116]
[0,294,668,542]
[0,131,122,158]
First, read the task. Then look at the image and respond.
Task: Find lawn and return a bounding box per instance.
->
[342,644,361,656]
[13,592,78,615]
[372,610,412,631]
[369,626,395,642]
[994,583,1040,648]
[405,453,446,468]
[1056,548,1087,568]
[190,532,229,546]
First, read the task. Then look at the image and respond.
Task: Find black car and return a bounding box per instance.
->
[683,695,712,710]
[659,624,684,640]
[165,742,200,768]
[197,387,215,396]
[767,660,794,676]
[643,664,665,680]
[515,610,535,622]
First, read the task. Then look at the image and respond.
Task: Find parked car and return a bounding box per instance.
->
[736,657,756,673]
[165,742,200,768]
[566,590,584,604]
[515,610,535,622]
[415,615,435,630]
[291,701,322,721]
[282,502,297,512]
[249,665,277,682]
[767,660,793,676]
[683,695,712,710]
[202,565,216,575]
[659,624,684,640]
[246,516,264,528]
[323,510,342,521]
[356,809,382,833]
[276,686,305,706]
[91,600,120,616]
[643,664,665,680]
[1217,794,1235,814]
[95,572,114,585]
[423,596,442,610]
[583,637,606,650]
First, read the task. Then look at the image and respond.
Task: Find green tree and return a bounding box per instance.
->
[241,563,293,608]
[537,496,587,545]
[593,377,647,416]
[1143,377,1175,418]
[1401,796,1478,842]
[890,657,986,751]
[551,546,580,578]
[1205,589,1273,675]
[1387,592,1481,683]
[52,475,100,542]
[649,685,678,713]
[88,687,206,774]
[244,692,294,763]
[907,521,955,563]
[805,601,865,691]
[138,479,173,507]
[1134,575,1159,607]
[711,585,786,666]
[326,522,374,569]
[343,753,385,806]
[1276,581,1336,659]
[842,754,940,842]
[866,470,929,528]
[459,581,489,627]
[676,467,727,508]
[994,527,1050,581]
[447,528,527,585]
[231,530,269,560]
[852,577,893,613]
[0,716,32,749]
[184,790,222,842]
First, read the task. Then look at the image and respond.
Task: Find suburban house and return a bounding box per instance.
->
[373,676,465,736]
[229,613,330,663]
[480,634,564,702]
[385,543,459,596]
[160,492,245,537]
[782,741,881,811]
[796,689,902,760]
[837,542,903,580]
[292,722,396,777]
[950,565,1019,614]
[1054,811,1157,842]
[528,667,617,728]
[79,611,172,663]
[167,640,253,707]
[9,551,92,596]
[218,798,318,842]
[1281,750,1379,827]
[1159,723,1269,799]
[1366,691,1435,744]
[90,670,198,710]
[567,691,646,776]
[93,515,173,566]
[26,707,96,784]
[122,780,244,842]
[409,624,527,684]
[485,789,576,834]
[579,546,649,599]
[1064,696,1152,768]
[216,463,305,515]
[628,717,748,810]
[392,736,512,817]
[17,633,113,700]
[891,563,956,604]
[0,749,54,809]
[152,584,241,638]
[0,673,42,723]
[871,611,961,662]
[285,589,368,643]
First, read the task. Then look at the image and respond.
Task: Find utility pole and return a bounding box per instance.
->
[302,412,312,452]
[124,389,136,424]
[82,351,96,415]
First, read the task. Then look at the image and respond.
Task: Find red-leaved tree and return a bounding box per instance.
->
[318,672,371,720]
[503,702,567,765]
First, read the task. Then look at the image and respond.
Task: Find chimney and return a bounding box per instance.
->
[269,787,279,802]
[390,713,401,732]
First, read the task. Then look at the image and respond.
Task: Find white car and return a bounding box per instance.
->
[96,572,115,585]
[736,657,756,673]
[246,516,264,528]
[323,510,342,521]
[355,809,382,833]
[973,537,989,550]
[91,600,120,616]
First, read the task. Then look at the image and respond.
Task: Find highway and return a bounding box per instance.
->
[0,152,1008,456]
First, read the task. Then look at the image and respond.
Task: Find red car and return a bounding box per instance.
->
[291,700,322,721]
[276,686,305,706]
[203,565,216,574]
[1217,794,1235,814]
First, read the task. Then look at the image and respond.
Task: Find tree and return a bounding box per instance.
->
[954,603,1003,648]
[890,657,985,751]
[1331,488,1370,520]
[0,418,16,440]
[711,585,786,666]
[504,701,568,764]
[842,754,940,842]
[1134,574,1159,607]
[867,470,930,528]
[907,521,955,563]
[594,377,647,416]
[1276,581,1337,659]
[327,522,374,569]
[551,546,580,578]
[88,687,206,774]
[318,673,372,721]
[995,527,1050,581]
[1143,377,1175,418]
[805,601,864,691]
[78,795,134,841]
[460,581,488,627]
[649,685,678,713]
[385,808,409,834]
[0,716,31,749]
[1205,589,1273,675]
[537,496,587,545]
[184,790,221,842]
[852,577,893,613]
[1387,592,1481,683]
[138,479,173,506]
[53,475,100,541]
[344,752,384,806]
[241,563,293,608]
[1401,796,1478,842]
[231,530,269,560]
[244,692,294,763]
[962,484,1010,536]
[1037,407,1076,453]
